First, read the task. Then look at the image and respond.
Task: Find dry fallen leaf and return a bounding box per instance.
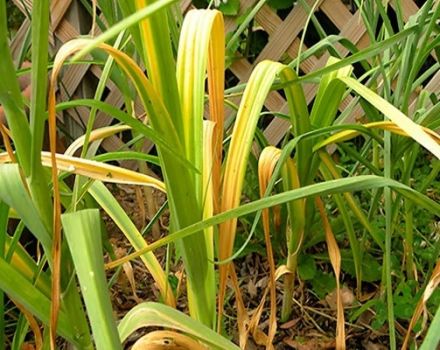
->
[362,341,388,350]
[325,287,356,310]
[122,261,143,304]
[280,318,301,330]
[283,336,336,350]
[247,279,257,298]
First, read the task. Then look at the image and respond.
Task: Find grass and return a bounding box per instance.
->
[0,0,439,349]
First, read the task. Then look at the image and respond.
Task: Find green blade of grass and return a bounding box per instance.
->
[420,304,440,350]
[28,0,53,233]
[295,24,421,83]
[93,151,160,166]
[135,0,183,139]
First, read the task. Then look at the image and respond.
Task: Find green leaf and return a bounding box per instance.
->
[0,1,32,175]
[298,255,317,280]
[0,165,51,256]
[421,303,440,350]
[393,281,417,320]
[218,0,240,16]
[62,209,122,350]
[371,300,388,330]
[341,250,382,282]
[110,175,440,268]
[310,270,336,299]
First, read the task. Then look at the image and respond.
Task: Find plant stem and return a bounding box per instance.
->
[384,131,396,349]
[0,201,8,350]
[281,252,297,321]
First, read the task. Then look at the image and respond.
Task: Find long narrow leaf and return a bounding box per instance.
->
[340,77,440,159]
[0,165,51,255]
[0,153,165,191]
[62,209,122,350]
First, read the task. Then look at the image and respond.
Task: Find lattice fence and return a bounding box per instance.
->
[9,0,440,156]
[211,0,440,146]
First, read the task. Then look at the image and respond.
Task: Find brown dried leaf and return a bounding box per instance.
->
[229,265,250,349]
[316,198,345,350]
[247,279,257,299]
[122,261,143,304]
[362,341,388,350]
[325,287,356,310]
[279,318,300,330]
[283,337,336,350]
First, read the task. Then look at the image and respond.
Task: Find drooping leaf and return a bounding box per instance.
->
[118,302,239,350]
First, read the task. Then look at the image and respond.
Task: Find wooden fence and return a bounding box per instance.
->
[9,0,440,157]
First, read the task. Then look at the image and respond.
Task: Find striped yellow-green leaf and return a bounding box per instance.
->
[340,77,440,159]
[0,152,165,191]
[118,302,240,350]
[314,121,440,151]
[218,60,309,320]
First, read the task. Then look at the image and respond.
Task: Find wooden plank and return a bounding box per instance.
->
[10,19,30,60]
[51,0,74,29]
[390,0,419,21]
[224,0,258,33]
[255,4,280,34]
[254,0,324,65]
[320,0,353,30]
[11,0,71,46]
[256,5,318,72]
